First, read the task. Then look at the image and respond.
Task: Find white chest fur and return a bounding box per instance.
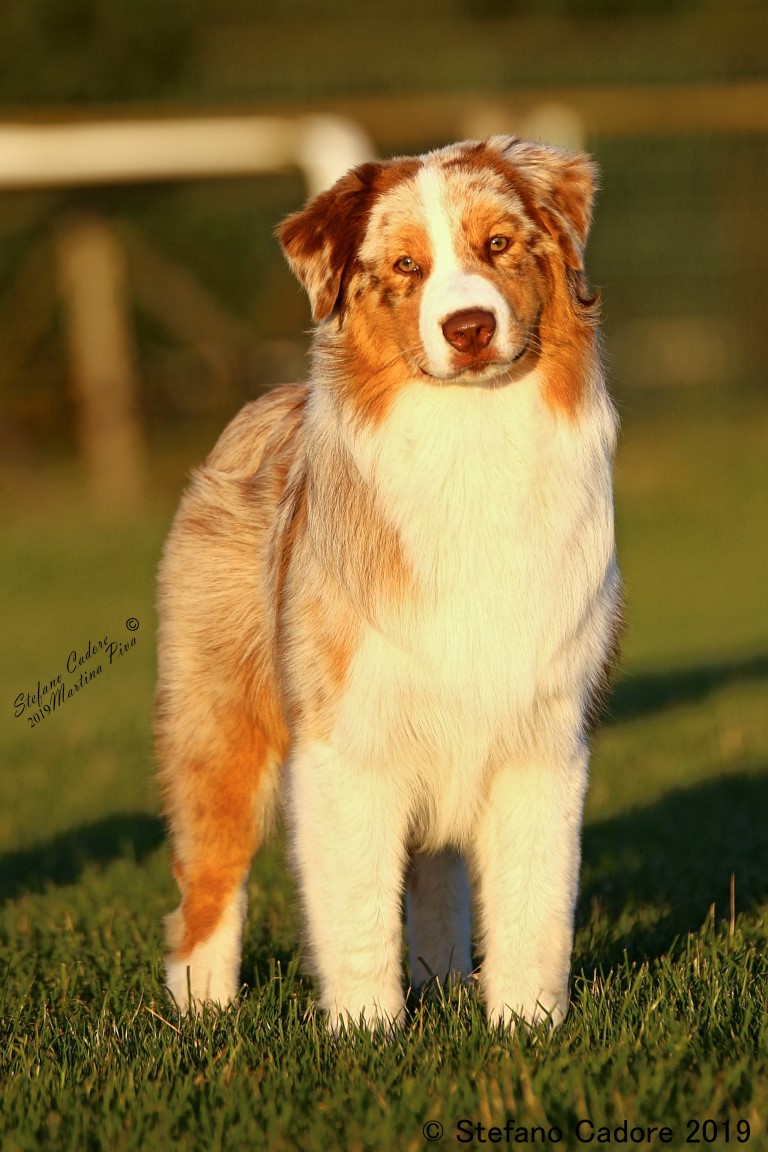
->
[330,371,618,843]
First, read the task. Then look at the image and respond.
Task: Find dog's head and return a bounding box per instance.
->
[277,137,599,419]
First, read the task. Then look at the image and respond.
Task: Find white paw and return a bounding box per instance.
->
[163,885,246,1013]
[485,986,567,1031]
[165,949,240,1014]
[323,988,406,1035]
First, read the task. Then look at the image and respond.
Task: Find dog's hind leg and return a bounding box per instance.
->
[159,706,281,1012]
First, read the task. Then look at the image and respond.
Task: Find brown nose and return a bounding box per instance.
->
[441,309,496,355]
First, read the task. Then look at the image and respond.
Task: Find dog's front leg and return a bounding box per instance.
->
[287,742,409,1032]
[473,740,588,1031]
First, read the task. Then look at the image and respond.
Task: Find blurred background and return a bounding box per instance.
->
[1,0,767,854]
[1,0,766,497]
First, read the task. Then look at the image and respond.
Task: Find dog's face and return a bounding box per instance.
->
[278,137,598,420]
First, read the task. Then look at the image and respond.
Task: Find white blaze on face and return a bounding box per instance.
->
[416,163,513,379]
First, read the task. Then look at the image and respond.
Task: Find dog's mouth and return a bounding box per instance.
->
[417,338,532,384]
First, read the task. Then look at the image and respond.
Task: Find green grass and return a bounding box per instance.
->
[1,389,767,1151]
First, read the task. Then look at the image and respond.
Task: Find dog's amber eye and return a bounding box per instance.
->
[488,236,509,254]
[395,256,420,275]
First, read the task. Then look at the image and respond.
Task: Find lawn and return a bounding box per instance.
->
[1,388,767,1151]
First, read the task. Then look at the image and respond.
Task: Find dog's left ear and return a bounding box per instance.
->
[277,162,384,321]
[489,137,598,272]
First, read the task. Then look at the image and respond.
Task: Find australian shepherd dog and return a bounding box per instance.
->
[156,136,621,1031]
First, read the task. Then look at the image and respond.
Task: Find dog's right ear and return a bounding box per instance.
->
[277,162,384,322]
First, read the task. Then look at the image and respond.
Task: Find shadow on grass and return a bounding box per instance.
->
[0,812,164,902]
[580,770,768,967]
[605,651,768,726]
[581,649,768,964]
